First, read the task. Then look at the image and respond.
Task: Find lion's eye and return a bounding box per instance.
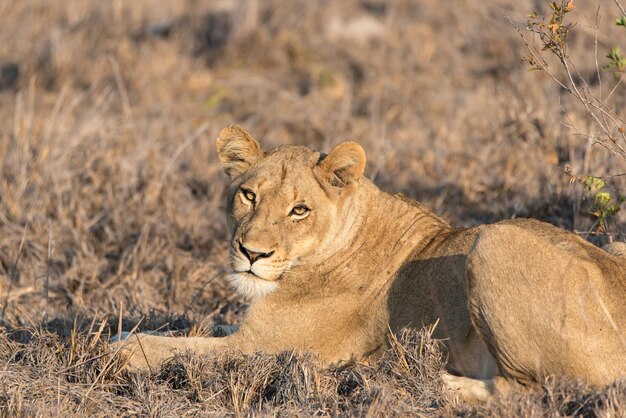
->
[240,188,256,205]
[290,205,310,219]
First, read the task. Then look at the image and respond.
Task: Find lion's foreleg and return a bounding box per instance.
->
[117,333,243,372]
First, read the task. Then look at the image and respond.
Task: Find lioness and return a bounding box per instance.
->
[120,125,626,400]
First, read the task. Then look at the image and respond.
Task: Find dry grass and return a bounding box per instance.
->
[0,0,625,416]
[3,325,626,417]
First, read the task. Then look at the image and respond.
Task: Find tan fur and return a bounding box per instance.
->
[119,126,626,401]
[467,221,626,388]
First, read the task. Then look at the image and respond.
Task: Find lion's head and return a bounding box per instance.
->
[216,125,367,299]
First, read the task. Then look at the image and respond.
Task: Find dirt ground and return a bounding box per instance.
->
[0,0,625,416]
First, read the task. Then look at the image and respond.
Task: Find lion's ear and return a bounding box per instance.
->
[319,141,366,186]
[216,125,264,178]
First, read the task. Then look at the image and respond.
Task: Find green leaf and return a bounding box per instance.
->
[591,177,607,190]
[606,47,626,73]
[594,191,612,206]
[582,175,606,191]
[607,204,621,216]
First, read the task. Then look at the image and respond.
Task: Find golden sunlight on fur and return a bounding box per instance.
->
[119,125,626,402]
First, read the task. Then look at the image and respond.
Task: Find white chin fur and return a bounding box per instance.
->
[229,272,279,300]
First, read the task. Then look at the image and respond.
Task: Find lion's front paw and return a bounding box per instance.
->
[441,372,494,403]
[112,333,173,373]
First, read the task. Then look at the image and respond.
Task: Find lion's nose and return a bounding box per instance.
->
[239,242,274,264]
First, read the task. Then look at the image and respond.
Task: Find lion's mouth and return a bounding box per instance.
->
[231,269,278,283]
[241,270,269,281]
[231,254,286,282]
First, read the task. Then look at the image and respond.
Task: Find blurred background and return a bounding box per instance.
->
[0,0,625,328]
